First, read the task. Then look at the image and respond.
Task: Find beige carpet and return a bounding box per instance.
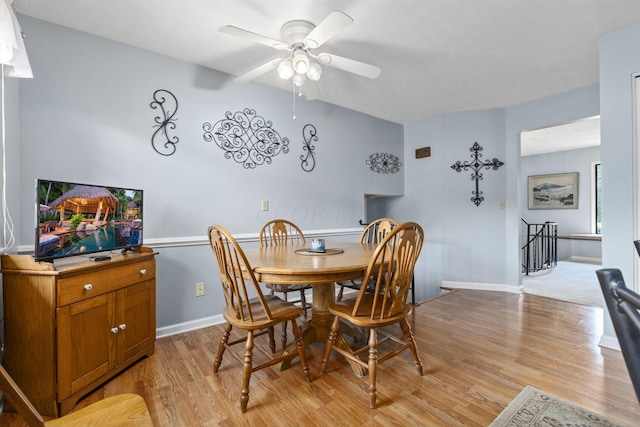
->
[522,261,602,307]
[490,386,624,427]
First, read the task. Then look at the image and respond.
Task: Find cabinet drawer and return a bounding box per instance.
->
[57,260,155,306]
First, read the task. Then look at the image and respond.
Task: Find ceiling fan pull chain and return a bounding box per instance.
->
[292,81,296,120]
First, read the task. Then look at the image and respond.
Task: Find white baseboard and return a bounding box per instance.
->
[154,287,357,339]
[156,314,225,339]
[569,256,602,264]
[441,280,522,294]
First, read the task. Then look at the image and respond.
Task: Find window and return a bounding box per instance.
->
[595,162,602,234]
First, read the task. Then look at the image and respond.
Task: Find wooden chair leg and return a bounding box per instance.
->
[336,285,345,302]
[214,323,232,373]
[281,321,288,350]
[291,319,311,382]
[320,316,341,375]
[240,331,254,413]
[281,292,289,349]
[400,319,423,375]
[268,326,276,353]
[368,328,378,409]
[300,289,308,319]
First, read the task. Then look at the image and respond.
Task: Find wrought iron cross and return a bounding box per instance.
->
[450,142,504,206]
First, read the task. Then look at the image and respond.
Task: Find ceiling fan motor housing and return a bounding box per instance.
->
[280,20,315,47]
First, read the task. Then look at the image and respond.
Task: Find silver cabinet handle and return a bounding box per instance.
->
[140,269,147,275]
[119,323,127,330]
[111,327,119,334]
[84,284,93,291]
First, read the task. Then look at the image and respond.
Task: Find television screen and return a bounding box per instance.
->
[35,179,143,262]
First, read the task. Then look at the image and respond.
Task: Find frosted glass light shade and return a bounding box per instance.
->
[277,59,294,79]
[292,50,309,74]
[292,72,307,87]
[306,62,322,81]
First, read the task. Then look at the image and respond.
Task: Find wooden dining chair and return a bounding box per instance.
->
[0,364,153,427]
[320,221,424,409]
[208,224,311,413]
[259,218,312,348]
[336,218,399,301]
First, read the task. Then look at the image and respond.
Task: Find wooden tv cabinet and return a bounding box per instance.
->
[0,247,157,417]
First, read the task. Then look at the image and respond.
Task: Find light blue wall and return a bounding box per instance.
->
[506,85,600,286]
[599,22,640,343]
[11,17,404,328]
[521,146,601,261]
[391,86,600,302]
[520,146,600,235]
[393,109,508,299]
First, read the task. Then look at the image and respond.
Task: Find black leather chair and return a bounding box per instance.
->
[596,268,640,404]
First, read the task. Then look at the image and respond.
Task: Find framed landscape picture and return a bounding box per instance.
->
[528,172,578,209]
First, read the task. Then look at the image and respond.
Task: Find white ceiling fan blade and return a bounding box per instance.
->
[318,53,381,79]
[304,10,353,49]
[234,58,282,83]
[219,25,289,50]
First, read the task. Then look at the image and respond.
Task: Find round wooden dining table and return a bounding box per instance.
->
[242,241,378,375]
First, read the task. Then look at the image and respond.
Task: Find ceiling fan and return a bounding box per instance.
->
[219,10,381,97]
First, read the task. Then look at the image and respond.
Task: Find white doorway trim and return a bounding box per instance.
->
[633,73,640,292]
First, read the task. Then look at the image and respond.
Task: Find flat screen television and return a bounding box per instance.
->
[35,179,143,262]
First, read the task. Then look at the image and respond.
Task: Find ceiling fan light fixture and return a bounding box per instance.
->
[292,49,309,74]
[221,10,381,97]
[292,72,307,87]
[277,58,294,79]
[306,62,322,81]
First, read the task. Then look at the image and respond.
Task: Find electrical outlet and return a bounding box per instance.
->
[261,199,269,211]
[195,282,205,297]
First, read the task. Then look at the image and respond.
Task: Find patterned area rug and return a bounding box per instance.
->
[490,386,624,427]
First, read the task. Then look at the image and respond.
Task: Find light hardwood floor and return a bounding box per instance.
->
[2,289,639,426]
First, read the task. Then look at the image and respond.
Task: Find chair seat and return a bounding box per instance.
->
[46,393,152,427]
[266,283,312,292]
[328,294,412,328]
[224,295,302,330]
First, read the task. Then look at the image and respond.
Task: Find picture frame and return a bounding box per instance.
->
[528,172,579,209]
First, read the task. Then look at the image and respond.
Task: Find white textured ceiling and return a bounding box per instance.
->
[13,0,639,129]
[521,116,601,157]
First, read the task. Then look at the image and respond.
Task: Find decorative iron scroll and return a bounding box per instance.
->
[450,141,504,206]
[300,124,317,172]
[150,89,179,156]
[366,152,402,174]
[203,108,289,169]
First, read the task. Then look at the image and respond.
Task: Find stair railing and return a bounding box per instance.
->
[521,219,558,275]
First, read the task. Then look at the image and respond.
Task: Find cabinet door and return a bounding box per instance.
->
[56,293,115,400]
[116,279,156,364]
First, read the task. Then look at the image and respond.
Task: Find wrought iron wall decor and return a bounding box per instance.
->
[203,108,289,169]
[366,152,402,174]
[300,124,317,172]
[450,141,504,206]
[150,89,179,156]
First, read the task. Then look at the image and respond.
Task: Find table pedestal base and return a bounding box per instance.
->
[278,283,367,377]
